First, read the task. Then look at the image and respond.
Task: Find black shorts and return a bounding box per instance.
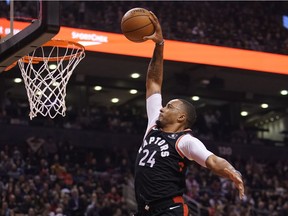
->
[135,196,189,216]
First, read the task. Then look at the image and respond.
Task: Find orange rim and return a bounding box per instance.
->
[20,39,85,63]
[4,61,18,72]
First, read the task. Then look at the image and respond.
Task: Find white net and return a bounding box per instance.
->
[18,40,85,119]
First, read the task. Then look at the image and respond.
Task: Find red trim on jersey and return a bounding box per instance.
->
[173,196,184,203]
[172,197,189,216]
[183,204,189,216]
[175,134,186,158]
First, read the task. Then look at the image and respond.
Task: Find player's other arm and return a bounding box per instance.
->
[143,12,164,99]
[205,154,245,199]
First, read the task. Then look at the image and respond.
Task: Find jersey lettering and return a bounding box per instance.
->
[161,151,169,157]
[146,137,170,159]
[139,137,170,168]
[157,140,166,146]
[160,144,168,151]
[139,149,156,167]
[148,137,155,144]
[154,137,162,144]
[135,128,192,202]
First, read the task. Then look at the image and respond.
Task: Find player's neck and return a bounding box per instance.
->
[161,124,186,133]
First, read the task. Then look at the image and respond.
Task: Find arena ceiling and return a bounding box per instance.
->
[77,51,288,122]
[2,48,288,127]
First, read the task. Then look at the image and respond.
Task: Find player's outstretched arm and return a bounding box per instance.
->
[205,154,245,199]
[143,12,164,99]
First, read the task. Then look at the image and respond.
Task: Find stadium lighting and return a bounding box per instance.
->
[49,64,57,70]
[280,90,288,95]
[94,86,102,91]
[261,103,269,109]
[111,98,119,103]
[191,96,200,101]
[14,78,22,83]
[131,73,140,79]
[241,111,248,116]
[129,89,138,94]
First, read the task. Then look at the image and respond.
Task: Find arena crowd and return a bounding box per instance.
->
[0,135,287,216]
[59,1,288,55]
[0,1,288,216]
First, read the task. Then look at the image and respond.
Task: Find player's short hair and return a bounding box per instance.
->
[178,99,197,129]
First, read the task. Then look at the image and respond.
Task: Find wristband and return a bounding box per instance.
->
[157,40,165,46]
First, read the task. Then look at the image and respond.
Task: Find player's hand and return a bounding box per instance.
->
[224,168,245,199]
[143,11,163,44]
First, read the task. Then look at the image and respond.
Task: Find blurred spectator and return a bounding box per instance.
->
[85,192,100,216]
[67,186,86,216]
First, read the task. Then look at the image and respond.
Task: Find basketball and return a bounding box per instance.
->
[121,8,155,43]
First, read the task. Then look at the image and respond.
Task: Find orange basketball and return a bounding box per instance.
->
[121,8,155,43]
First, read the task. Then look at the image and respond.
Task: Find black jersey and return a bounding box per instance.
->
[134,126,192,205]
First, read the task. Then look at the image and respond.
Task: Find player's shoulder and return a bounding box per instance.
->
[179,132,203,144]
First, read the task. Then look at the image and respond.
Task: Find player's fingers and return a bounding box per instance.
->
[238,184,245,199]
[235,180,245,199]
[223,168,234,179]
[149,11,158,21]
[224,168,245,199]
[224,168,241,182]
[148,14,157,27]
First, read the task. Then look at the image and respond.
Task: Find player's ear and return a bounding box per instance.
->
[177,113,186,123]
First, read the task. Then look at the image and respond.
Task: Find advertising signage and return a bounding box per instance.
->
[1,18,288,75]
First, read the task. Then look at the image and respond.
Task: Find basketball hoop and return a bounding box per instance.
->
[18,39,85,119]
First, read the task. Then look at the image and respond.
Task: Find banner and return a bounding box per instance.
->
[1,18,288,75]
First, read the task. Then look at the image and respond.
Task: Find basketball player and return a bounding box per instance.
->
[134,12,245,216]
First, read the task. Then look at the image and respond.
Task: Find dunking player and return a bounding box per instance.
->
[134,12,245,216]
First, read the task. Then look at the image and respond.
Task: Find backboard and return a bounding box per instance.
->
[0,0,60,73]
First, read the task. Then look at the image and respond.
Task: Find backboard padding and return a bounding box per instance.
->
[0,1,60,73]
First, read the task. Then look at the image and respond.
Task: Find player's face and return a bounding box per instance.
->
[156,99,184,128]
